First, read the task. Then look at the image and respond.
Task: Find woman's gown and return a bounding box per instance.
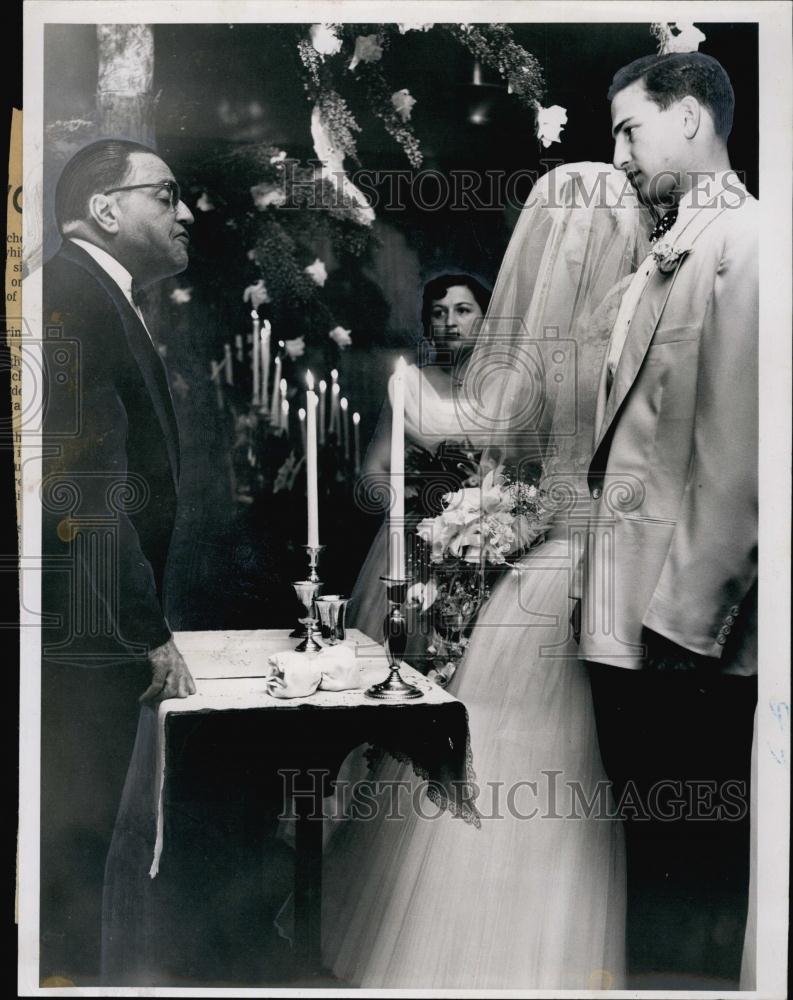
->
[321,344,627,988]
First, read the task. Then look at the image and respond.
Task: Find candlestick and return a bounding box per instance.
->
[260,319,271,413]
[223,343,233,386]
[340,397,350,462]
[365,575,423,701]
[251,310,261,406]
[280,398,290,433]
[298,407,306,454]
[305,371,320,549]
[388,356,406,579]
[269,355,282,426]
[290,545,325,647]
[352,411,361,473]
[318,379,327,445]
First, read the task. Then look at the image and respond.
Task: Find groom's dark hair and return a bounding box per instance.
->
[608,52,735,140]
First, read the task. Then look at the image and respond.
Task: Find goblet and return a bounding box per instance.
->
[365,577,423,700]
[289,545,324,638]
[292,579,322,653]
[315,596,349,645]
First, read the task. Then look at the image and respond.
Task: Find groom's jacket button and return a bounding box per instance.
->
[730,605,740,615]
[725,615,735,625]
[591,487,602,499]
[716,635,727,645]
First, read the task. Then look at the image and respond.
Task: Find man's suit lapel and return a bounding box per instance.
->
[592,194,737,456]
[58,241,181,487]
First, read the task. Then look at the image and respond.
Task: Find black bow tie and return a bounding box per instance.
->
[650,208,679,244]
[131,281,146,309]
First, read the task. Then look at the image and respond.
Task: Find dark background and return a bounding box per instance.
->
[39,21,759,633]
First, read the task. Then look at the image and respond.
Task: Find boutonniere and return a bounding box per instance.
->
[652,239,690,274]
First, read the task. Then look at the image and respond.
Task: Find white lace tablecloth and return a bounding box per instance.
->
[148,629,453,875]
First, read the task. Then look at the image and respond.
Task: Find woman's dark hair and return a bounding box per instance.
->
[54,138,155,233]
[608,52,735,140]
[420,273,492,339]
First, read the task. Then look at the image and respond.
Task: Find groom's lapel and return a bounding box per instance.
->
[592,191,739,454]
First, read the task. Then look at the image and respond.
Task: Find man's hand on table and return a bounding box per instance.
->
[140,637,197,705]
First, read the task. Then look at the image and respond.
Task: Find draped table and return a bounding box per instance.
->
[102,629,476,983]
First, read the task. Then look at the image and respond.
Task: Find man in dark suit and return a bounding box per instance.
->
[40,139,196,982]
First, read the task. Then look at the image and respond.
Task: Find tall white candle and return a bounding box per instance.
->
[340,397,350,461]
[305,371,320,549]
[223,343,233,385]
[352,411,361,474]
[389,357,406,579]
[235,333,243,364]
[251,311,261,406]
[329,369,340,435]
[318,379,327,445]
[280,398,290,433]
[260,320,271,413]
[298,407,307,453]
[269,355,282,425]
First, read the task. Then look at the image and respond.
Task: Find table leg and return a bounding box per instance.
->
[294,792,323,972]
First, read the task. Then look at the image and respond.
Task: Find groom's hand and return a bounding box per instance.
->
[140,637,197,705]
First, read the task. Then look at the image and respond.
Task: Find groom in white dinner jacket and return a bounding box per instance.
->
[573,53,758,986]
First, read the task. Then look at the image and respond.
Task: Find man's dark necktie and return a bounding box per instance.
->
[650,207,679,243]
[131,281,146,310]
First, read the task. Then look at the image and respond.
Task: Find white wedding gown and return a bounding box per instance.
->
[321,529,625,990]
[319,164,648,989]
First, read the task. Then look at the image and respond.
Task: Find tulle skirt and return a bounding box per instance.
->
[321,536,626,989]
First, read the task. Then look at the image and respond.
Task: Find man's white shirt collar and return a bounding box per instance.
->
[69,237,153,340]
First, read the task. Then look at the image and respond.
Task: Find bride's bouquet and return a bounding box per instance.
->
[408,469,551,685]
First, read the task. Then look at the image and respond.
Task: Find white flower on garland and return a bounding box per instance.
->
[305,258,328,286]
[310,105,375,225]
[535,103,568,148]
[170,287,192,305]
[310,23,342,59]
[396,22,434,34]
[391,88,417,122]
[196,192,214,212]
[243,279,270,307]
[349,34,383,70]
[652,21,706,54]
[284,336,306,360]
[329,326,352,349]
[251,183,287,210]
[269,149,287,166]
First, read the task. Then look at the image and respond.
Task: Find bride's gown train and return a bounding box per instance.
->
[321,532,625,989]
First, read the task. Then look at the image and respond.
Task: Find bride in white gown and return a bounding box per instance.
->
[320,163,650,989]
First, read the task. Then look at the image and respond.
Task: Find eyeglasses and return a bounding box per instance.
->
[103,179,182,211]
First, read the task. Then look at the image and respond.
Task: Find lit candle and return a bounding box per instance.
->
[340,397,350,462]
[251,310,260,406]
[352,411,361,473]
[329,369,340,435]
[318,379,327,445]
[234,333,244,364]
[269,355,282,426]
[260,320,271,413]
[388,357,406,579]
[280,398,290,433]
[305,371,320,549]
[298,406,307,453]
[223,343,233,386]
[280,377,287,412]
[330,383,341,438]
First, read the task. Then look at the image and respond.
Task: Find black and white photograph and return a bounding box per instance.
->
[15,1,790,994]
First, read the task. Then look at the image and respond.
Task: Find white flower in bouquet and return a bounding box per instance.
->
[391,89,417,122]
[304,258,328,286]
[535,104,568,148]
[251,182,287,210]
[169,287,192,305]
[243,279,270,307]
[406,578,439,611]
[310,23,342,58]
[396,22,434,34]
[284,336,306,360]
[329,326,352,349]
[196,191,214,212]
[349,34,383,70]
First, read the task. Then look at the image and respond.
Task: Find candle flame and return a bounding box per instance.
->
[250,309,259,319]
[352,412,360,425]
[340,397,348,411]
[298,407,306,420]
[279,340,285,348]
[305,369,315,391]
[331,368,339,381]
[319,379,327,391]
